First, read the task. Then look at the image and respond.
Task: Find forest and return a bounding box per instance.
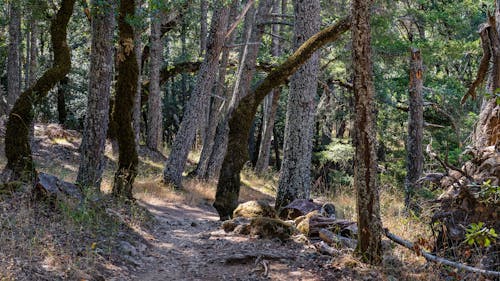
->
[0,0,499,280]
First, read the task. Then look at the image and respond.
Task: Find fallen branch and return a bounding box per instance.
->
[384,228,500,277]
[319,228,357,249]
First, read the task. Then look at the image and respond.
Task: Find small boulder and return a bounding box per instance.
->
[278,199,322,220]
[233,200,276,218]
[249,217,294,241]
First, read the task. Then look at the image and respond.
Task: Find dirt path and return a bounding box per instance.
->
[132,200,334,281]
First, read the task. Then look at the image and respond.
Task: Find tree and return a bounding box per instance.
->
[3,0,76,182]
[146,7,164,151]
[404,48,424,210]
[213,16,351,220]
[162,3,230,188]
[7,0,21,110]
[77,0,115,190]
[275,0,321,211]
[203,0,274,181]
[351,0,382,265]
[254,0,286,174]
[112,0,139,198]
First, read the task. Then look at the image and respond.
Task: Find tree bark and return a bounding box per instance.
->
[275,0,321,211]
[473,9,500,148]
[163,3,230,188]
[29,18,39,87]
[213,16,351,220]
[3,0,76,182]
[146,8,164,151]
[57,76,69,125]
[404,48,424,210]
[133,0,143,149]
[77,0,115,190]
[112,0,139,199]
[7,0,21,111]
[200,0,208,56]
[255,0,284,174]
[351,0,382,265]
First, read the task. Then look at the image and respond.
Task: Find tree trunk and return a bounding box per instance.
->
[77,0,115,190]
[207,0,274,182]
[29,18,39,87]
[133,0,143,148]
[351,0,382,265]
[255,0,286,174]
[213,16,351,220]
[193,31,234,178]
[112,0,139,199]
[200,0,208,56]
[57,76,69,125]
[3,0,76,182]
[7,0,21,111]
[273,125,281,170]
[255,89,280,173]
[404,48,424,210]
[146,8,164,151]
[275,0,321,211]
[163,4,230,188]
[475,7,500,148]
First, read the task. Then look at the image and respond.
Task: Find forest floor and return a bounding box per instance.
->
[0,123,485,281]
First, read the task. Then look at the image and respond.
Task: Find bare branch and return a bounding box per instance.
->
[384,229,500,278]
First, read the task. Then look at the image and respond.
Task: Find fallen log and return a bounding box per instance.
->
[318,228,356,249]
[384,228,500,277]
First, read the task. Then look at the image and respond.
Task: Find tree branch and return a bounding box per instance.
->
[384,229,500,277]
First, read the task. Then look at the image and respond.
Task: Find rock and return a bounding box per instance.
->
[278,199,322,220]
[33,173,83,204]
[119,241,138,256]
[233,200,276,218]
[249,217,294,241]
[221,217,251,232]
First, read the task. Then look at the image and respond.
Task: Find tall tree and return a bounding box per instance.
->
[205,0,274,181]
[275,0,321,210]
[193,1,239,179]
[213,17,351,220]
[162,3,230,188]
[404,48,424,210]
[3,0,76,182]
[351,0,382,265]
[77,0,115,189]
[255,0,286,174]
[146,7,164,151]
[7,0,21,110]
[112,0,139,198]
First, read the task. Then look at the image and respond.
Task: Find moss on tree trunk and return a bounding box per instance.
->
[3,0,75,182]
[213,16,351,220]
[112,0,139,199]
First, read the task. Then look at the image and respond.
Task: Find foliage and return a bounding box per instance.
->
[316,138,354,168]
[464,222,498,248]
[477,180,500,205]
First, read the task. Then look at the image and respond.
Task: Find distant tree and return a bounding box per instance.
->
[275,0,321,211]
[351,0,382,265]
[255,0,286,174]
[7,0,21,110]
[404,48,424,210]
[146,7,163,151]
[112,0,139,198]
[77,0,115,190]
[163,3,230,188]
[3,0,76,182]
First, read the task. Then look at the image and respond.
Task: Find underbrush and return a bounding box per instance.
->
[0,189,153,280]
